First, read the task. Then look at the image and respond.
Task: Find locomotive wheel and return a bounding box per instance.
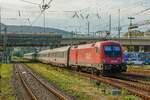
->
[77,66,81,72]
[96,70,100,76]
[89,68,96,75]
[99,70,107,76]
[91,68,100,76]
[91,68,94,75]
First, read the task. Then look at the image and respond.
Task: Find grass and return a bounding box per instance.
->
[0,64,15,100]
[128,65,150,69]
[124,95,140,100]
[27,63,139,100]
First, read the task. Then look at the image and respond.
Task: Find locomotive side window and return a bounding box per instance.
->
[96,47,101,54]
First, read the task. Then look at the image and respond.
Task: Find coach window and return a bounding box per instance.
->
[57,52,59,57]
[61,52,63,58]
[63,52,65,58]
[64,52,67,58]
[62,52,64,58]
[59,52,61,58]
[57,53,59,57]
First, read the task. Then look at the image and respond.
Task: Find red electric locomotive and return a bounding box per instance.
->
[24,41,127,75]
[69,41,127,75]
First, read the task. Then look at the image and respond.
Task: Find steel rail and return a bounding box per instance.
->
[77,72,150,100]
[110,74,150,92]
[14,64,38,100]
[20,63,69,100]
[18,62,150,100]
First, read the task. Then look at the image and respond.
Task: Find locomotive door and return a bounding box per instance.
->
[75,50,78,64]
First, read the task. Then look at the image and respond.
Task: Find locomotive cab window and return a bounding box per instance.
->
[104,45,121,57]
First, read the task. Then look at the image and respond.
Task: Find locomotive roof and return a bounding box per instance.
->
[100,41,121,44]
[72,41,121,49]
[71,43,95,49]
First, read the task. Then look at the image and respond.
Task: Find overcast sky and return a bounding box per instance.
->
[0,0,150,34]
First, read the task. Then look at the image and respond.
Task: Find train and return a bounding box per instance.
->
[24,41,127,75]
[124,52,144,65]
[143,52,150,64]
[124,52,150,65]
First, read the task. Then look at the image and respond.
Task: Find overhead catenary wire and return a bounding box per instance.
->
[30,12,43,26]
[93,0,148,27]
[41,0,54,33]
[2,0,149,35]
[21,0,40,5]
[135,7,150,15]
[20,0,54,32]
[95,6,150,32]
[47,0,53,6]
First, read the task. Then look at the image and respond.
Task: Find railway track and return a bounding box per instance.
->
[14,63,71,100]
[123,72,150,80]
[75,72,150,100]
[42,64,150,99]
[112,72,150,85]
[21,63,150,100]
[40,63,150,100]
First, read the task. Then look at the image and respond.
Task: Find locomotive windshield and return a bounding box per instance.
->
[104,45,121,57]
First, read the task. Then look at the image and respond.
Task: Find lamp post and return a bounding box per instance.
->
[118,9,121,41]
